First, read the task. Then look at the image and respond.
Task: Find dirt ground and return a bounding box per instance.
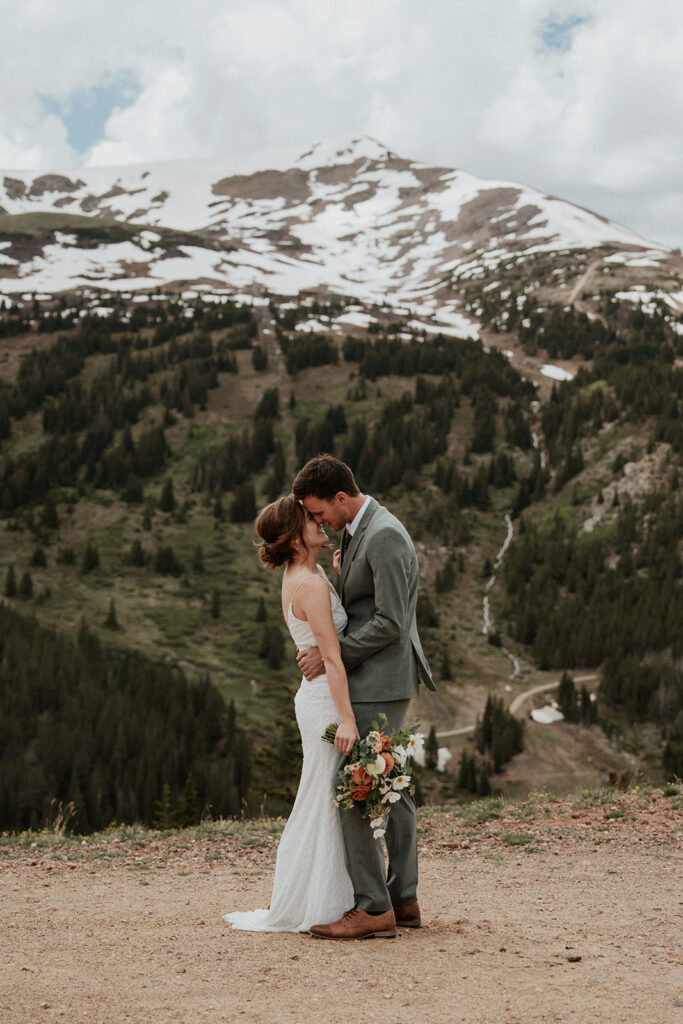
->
[1,793,681,1024]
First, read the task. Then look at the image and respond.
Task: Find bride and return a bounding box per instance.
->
[223,495,358,932]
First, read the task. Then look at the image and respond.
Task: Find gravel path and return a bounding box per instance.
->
[1,793,681,1024]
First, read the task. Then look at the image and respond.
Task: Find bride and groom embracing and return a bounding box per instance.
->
[224,454,436,940]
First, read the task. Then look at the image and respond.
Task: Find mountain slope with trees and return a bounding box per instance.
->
[0,280,681,832]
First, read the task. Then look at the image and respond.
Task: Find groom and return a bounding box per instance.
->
[292,455,436,940]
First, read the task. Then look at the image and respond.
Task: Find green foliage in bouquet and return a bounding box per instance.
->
[322,714,423,839]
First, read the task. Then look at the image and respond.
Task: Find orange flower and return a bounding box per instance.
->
[350,784,372,802]
[380,733,392,750]
[351,766,372,786]
[380,752,394,774]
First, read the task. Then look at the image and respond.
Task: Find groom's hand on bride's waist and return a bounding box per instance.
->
[297,646,323,680]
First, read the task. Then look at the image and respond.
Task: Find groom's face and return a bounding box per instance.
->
[301,494,350,533]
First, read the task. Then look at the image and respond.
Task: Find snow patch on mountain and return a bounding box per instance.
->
[0,135,675,330]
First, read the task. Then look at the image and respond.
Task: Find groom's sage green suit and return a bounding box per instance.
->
[338,497,436,914]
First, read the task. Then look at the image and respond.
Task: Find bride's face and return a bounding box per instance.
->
[301,511,328,552]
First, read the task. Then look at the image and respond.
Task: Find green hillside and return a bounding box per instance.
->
[1,288,681,832]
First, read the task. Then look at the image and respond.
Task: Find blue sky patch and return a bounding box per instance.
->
[42,74,140,155]
[539,14,586,52]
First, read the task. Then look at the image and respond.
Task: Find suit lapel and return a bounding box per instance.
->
[340,499,378,601]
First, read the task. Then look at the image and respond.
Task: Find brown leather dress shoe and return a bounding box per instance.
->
[309,907,397,940]
[393,900,421,928]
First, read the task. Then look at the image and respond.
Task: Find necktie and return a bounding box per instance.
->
[340,528,350,567]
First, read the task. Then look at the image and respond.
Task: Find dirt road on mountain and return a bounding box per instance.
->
[1,793,681,1024]
[508,675,599,716]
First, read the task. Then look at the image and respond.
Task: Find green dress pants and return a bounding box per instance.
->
[340,699,418,913]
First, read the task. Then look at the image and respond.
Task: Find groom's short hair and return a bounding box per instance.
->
[293,454,360,500]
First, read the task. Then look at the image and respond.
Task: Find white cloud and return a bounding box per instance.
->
[0,0,682,245]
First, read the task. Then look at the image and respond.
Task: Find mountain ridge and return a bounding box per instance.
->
[2,135,680,337]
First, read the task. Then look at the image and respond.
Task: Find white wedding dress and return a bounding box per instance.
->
[223,577,354,932]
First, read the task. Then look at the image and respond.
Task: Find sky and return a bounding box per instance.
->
[1,0,682,247]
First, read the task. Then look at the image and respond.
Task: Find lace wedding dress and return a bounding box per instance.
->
[223,578,354,932]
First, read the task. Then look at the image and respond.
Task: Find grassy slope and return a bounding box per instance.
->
[0,314,650,794]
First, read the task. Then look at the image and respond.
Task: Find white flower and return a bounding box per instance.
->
[392,774,411,790]
[345,762,360,775]
[379,784,391,796]
[392,744,407,766]
[365,753,387,778]
[405,733,424,759]
[382,791,401,804]
[370,816,385,829]
[372,828,386,840]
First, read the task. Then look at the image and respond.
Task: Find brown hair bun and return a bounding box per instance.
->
[255,495,306,569]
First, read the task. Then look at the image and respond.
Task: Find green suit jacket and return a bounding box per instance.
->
[338,498,436,703]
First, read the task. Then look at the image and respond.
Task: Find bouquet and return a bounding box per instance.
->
[322,715,424,840]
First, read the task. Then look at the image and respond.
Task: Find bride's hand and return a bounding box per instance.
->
[297,647,323,680]
[335,718,360,755]
[332,548,341,574]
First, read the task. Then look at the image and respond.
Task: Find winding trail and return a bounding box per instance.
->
[567,257,602,305]
[436,673,599,741]
[508,674,599,715]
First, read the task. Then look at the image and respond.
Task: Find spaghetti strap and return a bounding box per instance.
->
[289,573,325,606]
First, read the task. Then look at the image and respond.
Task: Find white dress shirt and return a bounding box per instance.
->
[346,494,372,537]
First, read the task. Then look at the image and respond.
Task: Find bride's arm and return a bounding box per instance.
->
[294,577,359,755]
[296,565,339,679]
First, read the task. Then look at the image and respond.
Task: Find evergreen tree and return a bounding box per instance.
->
[122,474,144,504]
[153,783,178,830]
[259,624,285,669]
[154,545,183,575]
[104,599,120,630]
[18,570,33,600]
[31,546,47,567]
[159,479,175,513]
[211,588,221,619]
[477,760,492,796]
[254,700,302,806]
[416,592,439,629]
[457,749,478,791]
[435,555,456,593]
[252,345,268,371]
[4,565,17,598]
[558,671,579,721]
[177,775,199,826]
[255,596,267,622]
[230,483,257,523]
[57,546,76,565]
[41,496,59,530]
[81,540,100,574]
[475,694,524,771]
[440,648,453,681]
[579,684,597,725]
[424,726,439,771]
[192,544,204,572]
[130,539,146,566]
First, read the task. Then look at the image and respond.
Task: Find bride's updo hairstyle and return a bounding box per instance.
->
[255,495,306,570]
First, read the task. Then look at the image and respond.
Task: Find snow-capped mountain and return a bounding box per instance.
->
[1,136,680,332]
